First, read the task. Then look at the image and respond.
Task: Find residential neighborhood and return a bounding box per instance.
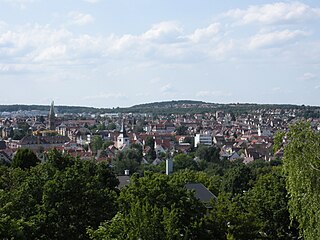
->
[1,101,319,169]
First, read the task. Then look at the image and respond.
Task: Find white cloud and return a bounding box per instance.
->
[0,63,29,73]
[272,87,281,92]
[0,25,73,63]
[225,2,320,25]
[0,21,8,30]
[107,21,184,53]
[68,11,94,26]
[299,72,317,81]
[84,92,127,100]
[196,90,232,98]
[0,24,107,64]
[211,40,234,57]
[107,34,138,52]
[189,23,220,43]
[248,29,308,49]
[1,0,37,8]
[33,45,66,62]
[0,25,71,47]
[105,22,190,61]
[141,21,183,43]
[104,21,232,62]
[0,15,314,76]
[160,83,174,93]
[83,0,100,3]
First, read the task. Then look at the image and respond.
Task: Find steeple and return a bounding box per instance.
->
[49,101,55,117]
[117,120,130,149]
[120,120,128,138]
[48,101,56,130]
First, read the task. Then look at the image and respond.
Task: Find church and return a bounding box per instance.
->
[47,101,56,130]
[116,121,130,150]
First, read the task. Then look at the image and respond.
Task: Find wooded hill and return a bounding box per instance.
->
[0,100,319,117]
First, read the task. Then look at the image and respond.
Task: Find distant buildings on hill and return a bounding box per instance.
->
[0,101,319,166]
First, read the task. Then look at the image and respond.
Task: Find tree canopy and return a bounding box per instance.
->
[282,122,320,239]
[89,172,209,240]
[0,156,119,239]
[11,148,40,169]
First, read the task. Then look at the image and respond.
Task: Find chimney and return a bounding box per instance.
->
[166,159,173,175]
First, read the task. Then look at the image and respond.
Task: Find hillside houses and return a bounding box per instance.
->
[0,102,318,166]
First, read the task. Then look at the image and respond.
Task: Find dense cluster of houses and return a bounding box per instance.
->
[0,102,319,166]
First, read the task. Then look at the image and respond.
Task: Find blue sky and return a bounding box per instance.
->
[0,0,319,107]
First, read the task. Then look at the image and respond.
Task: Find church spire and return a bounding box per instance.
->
[48,100,56,130]
[49,101,55,117]
[120,120,128,137]
[117,119,130,149]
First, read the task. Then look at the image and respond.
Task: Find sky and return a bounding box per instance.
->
[0,0,319,108]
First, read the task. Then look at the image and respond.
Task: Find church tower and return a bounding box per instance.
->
[117,120,130,149]
[48,101,56,130]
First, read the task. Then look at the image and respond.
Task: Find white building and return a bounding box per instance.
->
[194,133,212,147]
[117,121,130,150]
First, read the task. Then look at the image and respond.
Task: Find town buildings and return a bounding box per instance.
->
[0,102,319,165]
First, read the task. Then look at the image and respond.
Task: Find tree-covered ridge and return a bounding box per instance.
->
[0,104,98,114]
[128,101,320,116]
[129,100,208,108]
[0,100,319,116]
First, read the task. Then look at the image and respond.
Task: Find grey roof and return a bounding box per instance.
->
[117,175,131,189]
[152,158,163,165]
[0,151,12,165]
[185,183,217,202]
[0,141,6,150]
[20,135,70,145]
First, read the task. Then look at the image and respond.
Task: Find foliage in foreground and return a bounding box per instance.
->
[0,150,119,240]
[3,120,320,240]
[283,122,320,239]
[89,172,208,240]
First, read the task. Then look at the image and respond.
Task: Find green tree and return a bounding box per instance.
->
[195,145,220,163]
[145,136,155,149]
[102,141,114,150]
[0,155,119,239]
[113,148,142,175]
[97,123,106,131]
[91,135,104,154]
[37,161,119,239]
[11,148,40,169]
[173,153,198,171]
[145,136,157,162]
[107,122,117,130]
[130,143,143,159]
[206,193,260,239]
[46,148,76,170]
[175,125,188,135]
[220,163,253,195]
[89,172,209,240]
[282,121,320,239]
[133,125,144,133]
[12,129,26,140]
[247,159,274,181]
[273,131,285,153]
[169,169,221,196]
[244,167,299,239]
